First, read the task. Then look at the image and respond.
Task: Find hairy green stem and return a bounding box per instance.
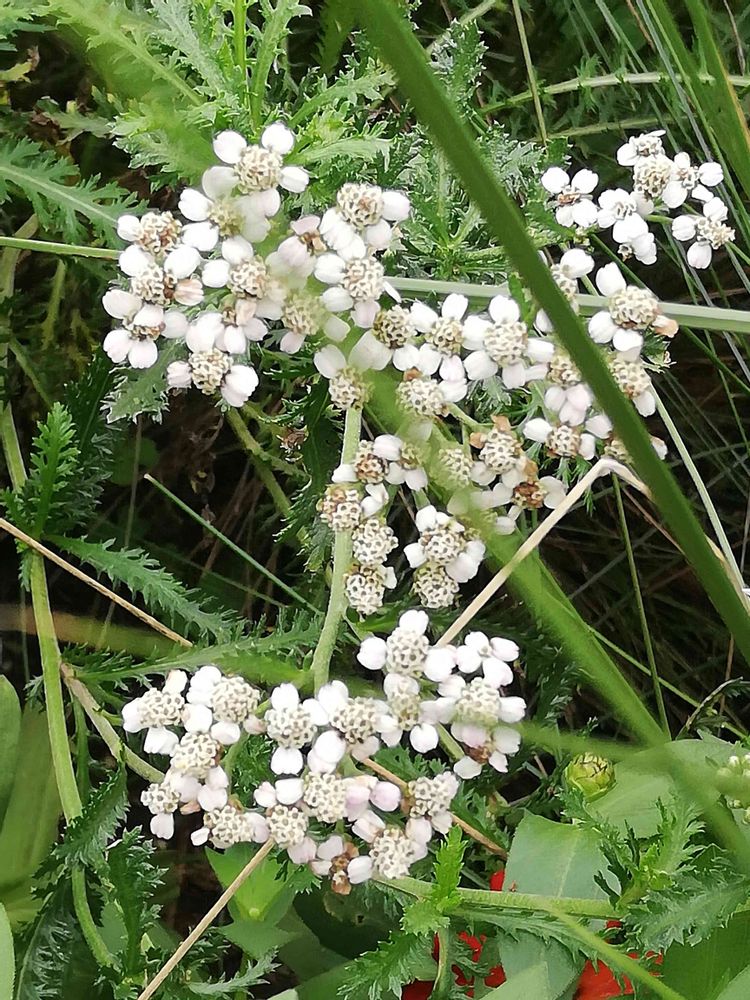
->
[613,478,670,734]
[0,236,118,259]
[310,407,362,692]
[225,408,292,513]
[233,0,248,78]
[72,868,114,968]
[388,276,750,333]
[62,664,164,784]
[380,875,615,918]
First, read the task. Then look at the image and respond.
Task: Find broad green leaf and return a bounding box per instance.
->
[221,919,296,960]
[0,678,21,827]
[500,815,608,998]
[591,736,733,837]
[659,912,750,1000]
[208,845,296,925]
[715,964,750,1000]
[269,960,354,1000]
[0,903,13,1000]
[0,707,61,922]
[482,962,552,1000]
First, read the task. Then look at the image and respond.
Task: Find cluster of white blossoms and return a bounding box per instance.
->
[542,129,728,267]
[102,126,735,620]
[123,611,523,889]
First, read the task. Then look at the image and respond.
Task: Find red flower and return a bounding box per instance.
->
[489,869,506,892]
[575,960,633,999]
[402,982,434,1000]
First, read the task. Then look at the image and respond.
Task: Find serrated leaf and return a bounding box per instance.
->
[53,768,127,868]
[0,137,135,240]
[100,829,163,975]
[104,341,183,423]
[13,882,97,1000]
[340,931,435,1000]
[51,535,243,643]
[2,403,83,537]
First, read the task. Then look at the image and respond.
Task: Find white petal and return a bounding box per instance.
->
[488,295,520,324]
[541,166,569,194]
[523,417,552,443]
[441,293,468,321]
[454,757,482,779]
[182,221,218,252]
[271,683,300,710]
[280,165,309,193]
[347,856,373,884]
[103,328,132,364]
[119,245,153,278]
[151,813,175,839]
[410,301,439,332]
[128,339,158,369]
[410,724,439,752]
[356,636,387,671]
[572,168,598,194]
[687,242,712,269]
[276,777,304,804]
[102,288,140,320]
[381,190,410,221]
[672,215,697,242]
[314,344,346,378]
[213,130,247,164]
[595,262,626,296]
[261,121,295,154]
[698,161,723,187]
[270,747,304,775]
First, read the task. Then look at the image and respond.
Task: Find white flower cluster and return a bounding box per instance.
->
[542,130,729,268]
[104,127,737,614]
[102,123,409,409]
[123,612,523,891]
[123,666,262,839]
[358,611,525,779]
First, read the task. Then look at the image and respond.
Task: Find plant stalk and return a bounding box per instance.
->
[310,407,362,692]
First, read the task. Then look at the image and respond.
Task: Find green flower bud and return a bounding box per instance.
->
[564,754,615,800]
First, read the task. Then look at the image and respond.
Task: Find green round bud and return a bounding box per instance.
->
[564,754,615,800]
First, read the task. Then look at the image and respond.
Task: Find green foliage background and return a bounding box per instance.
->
[1,1,750,998]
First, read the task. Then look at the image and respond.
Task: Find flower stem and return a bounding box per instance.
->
[379,874,615,918]
[310,407,362,692]
[0,235,118,259]
[72,868,115,968]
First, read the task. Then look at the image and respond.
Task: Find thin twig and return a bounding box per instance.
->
[361,757,507,858]
[0,517,191,647]
[438,458,616,646]
[136,839,275,1000]
[61,662,164,783]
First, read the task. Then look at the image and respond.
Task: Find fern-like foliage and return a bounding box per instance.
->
[51,534,245,642]
[3,402,83,538]
[53,768,128,869]
[340,931,433,1000]
[100,829,163,979]
[0,0,45,48]
[0,137,137,240]
[13,883,97,1000]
